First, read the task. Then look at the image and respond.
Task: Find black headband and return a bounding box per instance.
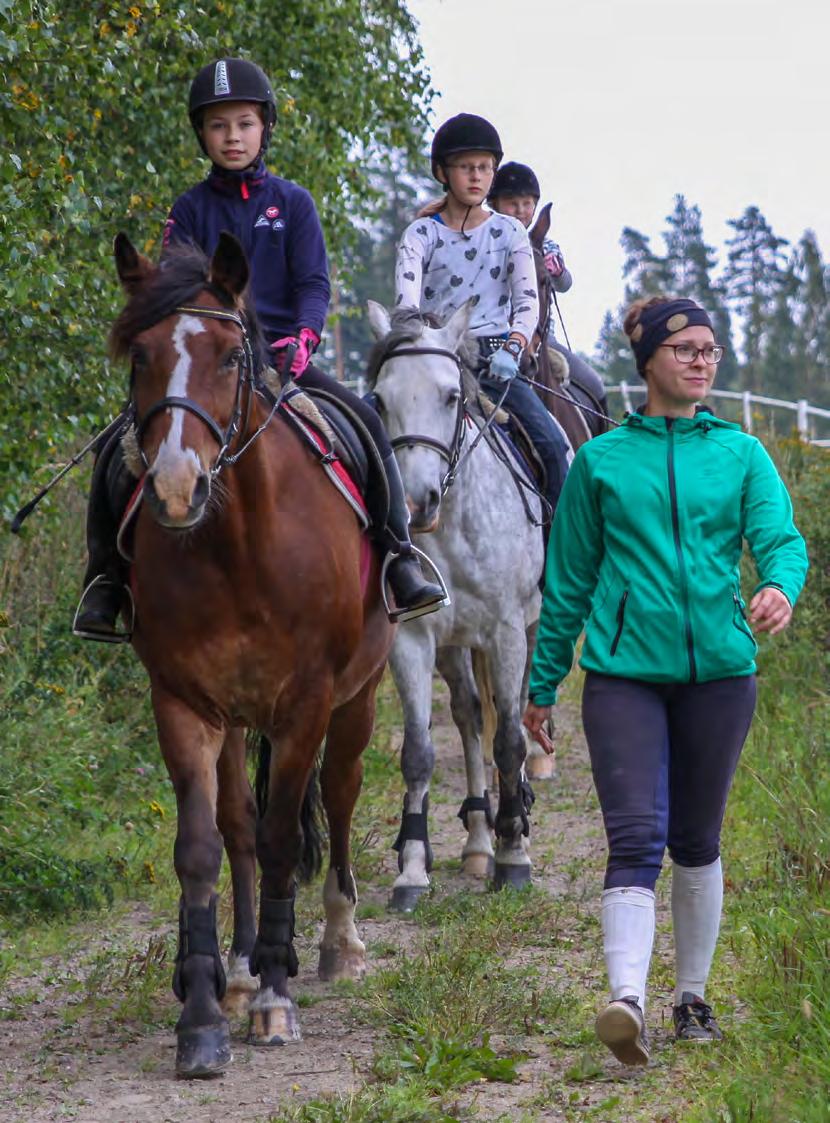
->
[629,299,713,375]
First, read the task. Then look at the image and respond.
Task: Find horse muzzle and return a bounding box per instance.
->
[143,469,210,529]
[407,487,441,533]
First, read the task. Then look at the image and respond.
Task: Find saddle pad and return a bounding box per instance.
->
[280,400,370,529]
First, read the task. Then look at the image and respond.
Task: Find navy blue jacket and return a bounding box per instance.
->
[162,161,331,343]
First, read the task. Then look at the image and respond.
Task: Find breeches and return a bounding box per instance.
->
[581,672,757,890]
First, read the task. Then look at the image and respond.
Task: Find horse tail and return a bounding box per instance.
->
[471,649,497,780]
[252,732,326,884]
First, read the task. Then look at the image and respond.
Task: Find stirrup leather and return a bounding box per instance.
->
[381,545,451,624]
[72,574,135,644]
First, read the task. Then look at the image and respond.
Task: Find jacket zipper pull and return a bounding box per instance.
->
[240,181,249,200]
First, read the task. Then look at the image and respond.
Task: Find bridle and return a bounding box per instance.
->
[381,344,510,495]
[131,304,283,477]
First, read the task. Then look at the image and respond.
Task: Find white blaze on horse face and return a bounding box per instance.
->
[155,314,206,473]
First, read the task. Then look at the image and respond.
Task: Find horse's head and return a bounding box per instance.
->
[111,232,256,529]
[367,301,472,532]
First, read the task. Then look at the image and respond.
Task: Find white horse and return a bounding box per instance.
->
[367,302,546,910]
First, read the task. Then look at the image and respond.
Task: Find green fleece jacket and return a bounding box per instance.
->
[528,412,809,705]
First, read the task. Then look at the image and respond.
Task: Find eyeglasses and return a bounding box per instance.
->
[446,161,495,175]
[659,344,725,364]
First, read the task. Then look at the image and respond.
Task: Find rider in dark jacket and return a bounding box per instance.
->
[74,58,444,640]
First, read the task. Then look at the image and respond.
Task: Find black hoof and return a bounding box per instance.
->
[388,884,428,913]
[176,1023,231,1078]
[492,863,532,891]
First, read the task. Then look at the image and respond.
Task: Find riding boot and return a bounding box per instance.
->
[380,451,446,623]
[73,427,135,642]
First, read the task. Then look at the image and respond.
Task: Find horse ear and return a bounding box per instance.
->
[442,298,473,347]
[209,231,249,298]
[114,232,154,293]
[367,300,392,339]
[529,202,552,249]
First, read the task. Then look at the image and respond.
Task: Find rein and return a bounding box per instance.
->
[131,304,285,476]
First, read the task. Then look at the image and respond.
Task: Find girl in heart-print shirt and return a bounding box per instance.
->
[393,112,570,524]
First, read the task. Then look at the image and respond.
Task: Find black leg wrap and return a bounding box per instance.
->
[457,792,495,830]
[250,896,299,979]
[392,794,433,873]
[497,791,532,838]
[172,896,227,1002]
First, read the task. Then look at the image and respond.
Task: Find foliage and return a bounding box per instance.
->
[0,0,432,517]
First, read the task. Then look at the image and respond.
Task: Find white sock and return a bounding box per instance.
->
[672,858,723,1005]
[601,886,656,1014]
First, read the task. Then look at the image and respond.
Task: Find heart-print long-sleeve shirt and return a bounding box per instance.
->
[395,211,539,343]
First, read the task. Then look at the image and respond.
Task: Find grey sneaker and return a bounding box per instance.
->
[595,996,650,1066]
[673,992,723,1042]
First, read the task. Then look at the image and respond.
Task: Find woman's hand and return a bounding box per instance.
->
[749,586,792,635]
[522,702,555,754]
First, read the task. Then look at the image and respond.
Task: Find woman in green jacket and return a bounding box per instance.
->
[523,295,808,1066]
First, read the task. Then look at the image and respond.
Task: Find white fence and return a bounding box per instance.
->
[606,384,830,447]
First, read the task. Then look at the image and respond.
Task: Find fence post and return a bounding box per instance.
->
[797,399,809,439]
[741,391,752,432]
[620,380,632,413]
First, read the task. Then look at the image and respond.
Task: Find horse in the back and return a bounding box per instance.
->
[110,232,393,1076]
[527,203,610,442]
[367,302,545,909]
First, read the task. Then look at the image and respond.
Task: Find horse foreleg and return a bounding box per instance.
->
[152,687,230,1078]
[438,647,494,878]
[488,628,534,890]
[248,694,331,1047]
[317,671,383,982]
[216,727,259,1017]
[389,629,437,912]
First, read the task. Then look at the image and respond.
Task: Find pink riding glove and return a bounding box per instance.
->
[544,251,565,278]
[271,327,320,378]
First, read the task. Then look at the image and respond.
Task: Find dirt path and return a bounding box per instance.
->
[0,682,683,1122]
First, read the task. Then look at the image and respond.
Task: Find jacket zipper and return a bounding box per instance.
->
[667,427,697,682]
[610,590,628,656]
[733,591,755,641]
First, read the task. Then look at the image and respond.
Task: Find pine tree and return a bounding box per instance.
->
[620,227,668,300]
[593,309,633,385]
[724,206,789,389]
[790,231,830,408]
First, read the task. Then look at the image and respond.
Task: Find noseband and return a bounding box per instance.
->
[132,305,259,477]
[383,345,469,494]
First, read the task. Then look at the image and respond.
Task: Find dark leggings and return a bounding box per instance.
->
[299,362,392,456]
[581,672,757,890]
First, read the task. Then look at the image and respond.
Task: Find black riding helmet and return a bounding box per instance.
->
[188,58,277,157]
[430,113,503,180]
[488,161,540,201]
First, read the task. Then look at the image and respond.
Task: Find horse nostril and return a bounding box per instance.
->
[142,474,157,502]
[192,473,210,509]
[426,488,440,513]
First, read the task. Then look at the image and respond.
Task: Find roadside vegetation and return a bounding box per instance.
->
[0,436,826,1121]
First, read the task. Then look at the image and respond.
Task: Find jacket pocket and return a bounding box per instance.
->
[732,588,756,647]
[610,590,629,656]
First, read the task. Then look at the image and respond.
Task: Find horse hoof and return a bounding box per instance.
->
[525,755,557,781]
[388,884,428,913]
[462,852,495,879]
[318,946,367,982]
[247,993,301,1046]
[492,862,532,890]
[175,1023,231,1078]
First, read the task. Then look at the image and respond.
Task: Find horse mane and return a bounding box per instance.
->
[108,242,268,371]
[366,306,478,387]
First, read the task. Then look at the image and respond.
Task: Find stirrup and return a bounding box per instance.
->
[381,545,451,624]
[72,575,135,644]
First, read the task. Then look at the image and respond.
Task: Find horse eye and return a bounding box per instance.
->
[130,345,147,370]
[445,389,460,406]
[221,348,244,371]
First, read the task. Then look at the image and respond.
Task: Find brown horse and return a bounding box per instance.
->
[110,232,393,1077]
[526,203,609,446]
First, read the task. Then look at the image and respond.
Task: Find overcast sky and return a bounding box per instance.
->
[406,0,829,356]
